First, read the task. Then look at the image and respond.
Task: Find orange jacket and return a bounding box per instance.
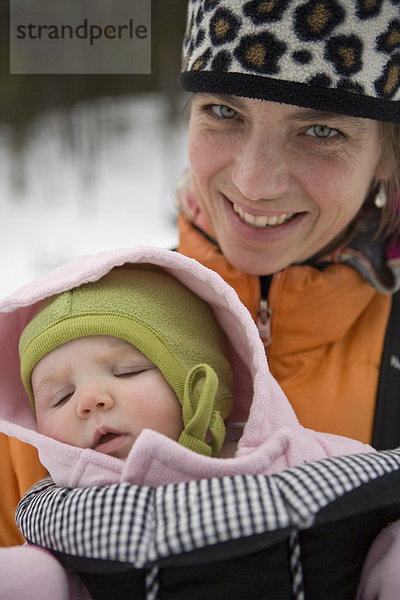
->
[177,213,392,444]
[0,434,47,545]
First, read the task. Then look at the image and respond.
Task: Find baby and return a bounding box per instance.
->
[19,264,234,460]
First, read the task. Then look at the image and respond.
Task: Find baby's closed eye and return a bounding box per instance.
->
[113,365,155,378]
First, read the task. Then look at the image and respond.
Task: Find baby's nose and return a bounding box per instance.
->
[76,385,114,416]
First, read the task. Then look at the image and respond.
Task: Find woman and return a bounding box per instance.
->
[0,0,399,547]
[176,0,400,446]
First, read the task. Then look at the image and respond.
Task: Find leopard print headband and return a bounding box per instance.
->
[180,0,400,122]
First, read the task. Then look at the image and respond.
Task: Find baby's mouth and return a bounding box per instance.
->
[93,427,122,452]
[233,203,295,228]
[92,429,131,458]
[95,432,119,448]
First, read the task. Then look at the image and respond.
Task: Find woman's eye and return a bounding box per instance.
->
[307,124,339,139]
[211,104,238,120]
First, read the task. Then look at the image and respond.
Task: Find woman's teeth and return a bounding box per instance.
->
[233,203,293,228]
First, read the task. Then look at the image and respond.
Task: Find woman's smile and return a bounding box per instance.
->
[221,192,308,246]
[232,202,295,228]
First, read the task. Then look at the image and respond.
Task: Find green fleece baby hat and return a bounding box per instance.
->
[19,265,233,457]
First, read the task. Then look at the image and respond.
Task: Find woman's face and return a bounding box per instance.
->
[188,94,385,275]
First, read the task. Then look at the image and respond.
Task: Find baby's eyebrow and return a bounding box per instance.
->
[32,372,65,391]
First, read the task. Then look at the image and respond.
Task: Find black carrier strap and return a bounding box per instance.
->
[372,290,400,450]
[17,450,400,600]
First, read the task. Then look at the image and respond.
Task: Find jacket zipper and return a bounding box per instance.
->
[257,275,272,347]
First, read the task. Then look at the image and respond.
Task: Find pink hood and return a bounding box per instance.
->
[0,246,372,488]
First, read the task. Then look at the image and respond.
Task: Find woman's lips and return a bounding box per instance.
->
[233,203,294,228]
[221,194,306,243]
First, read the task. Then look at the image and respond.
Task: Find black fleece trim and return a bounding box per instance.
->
[180,71,400,123]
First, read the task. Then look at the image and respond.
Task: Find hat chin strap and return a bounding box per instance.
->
[178,364,226,457]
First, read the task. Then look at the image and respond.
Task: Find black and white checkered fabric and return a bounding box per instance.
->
[289,531,304,600]
[16,449,400,599]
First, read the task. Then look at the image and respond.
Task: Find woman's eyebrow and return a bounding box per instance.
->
[197,92,248,111]
[288,108,367,126]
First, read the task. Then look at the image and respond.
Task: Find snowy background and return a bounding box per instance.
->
[0,93,188,296]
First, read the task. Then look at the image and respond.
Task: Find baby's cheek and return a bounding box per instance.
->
[36,414,69,443]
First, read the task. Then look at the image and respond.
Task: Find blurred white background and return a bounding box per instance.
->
[0,93,188,296]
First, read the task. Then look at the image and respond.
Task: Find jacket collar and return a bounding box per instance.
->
[174,170,400,294]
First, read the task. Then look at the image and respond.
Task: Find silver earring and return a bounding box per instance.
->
[374,184,387,209]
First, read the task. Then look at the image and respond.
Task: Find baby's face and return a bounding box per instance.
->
[31,335,183,460]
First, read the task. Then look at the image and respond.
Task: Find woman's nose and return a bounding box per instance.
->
[76,385,114,417]
[231,134,290,201]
